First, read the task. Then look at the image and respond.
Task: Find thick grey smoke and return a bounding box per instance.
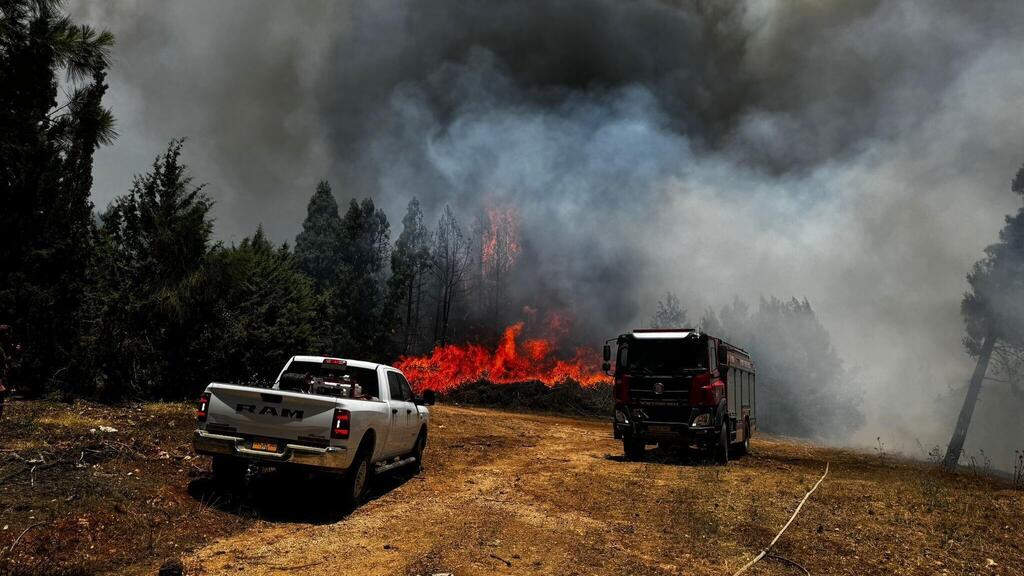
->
[71,0,1024,466]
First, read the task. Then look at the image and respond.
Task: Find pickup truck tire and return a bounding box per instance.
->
[211,456,247,486]
[410,429,426,474]
[339,445,372,511]
[623,435,645,461]
[713,421,730,465]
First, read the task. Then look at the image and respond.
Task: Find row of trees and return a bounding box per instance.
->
[0,1,519,399]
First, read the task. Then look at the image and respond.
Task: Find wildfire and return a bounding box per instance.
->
[395,322,608,393]
[481,206,521,275]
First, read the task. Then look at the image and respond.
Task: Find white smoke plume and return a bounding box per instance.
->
[70,0,1024,467]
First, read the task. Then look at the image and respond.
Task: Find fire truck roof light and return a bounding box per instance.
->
[631,330,695,339]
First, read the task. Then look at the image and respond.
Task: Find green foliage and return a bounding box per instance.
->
[962,163,1024,354]
[0,0,114,393]
[388,198,432,354]
[321,197,392,360]
[204,227,322,386]
[708,296,863,440]
[84,140,215,399]
[294,181,344,290]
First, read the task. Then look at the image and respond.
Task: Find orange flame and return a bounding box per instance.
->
[481,206,521,275]
[395,322,608,393]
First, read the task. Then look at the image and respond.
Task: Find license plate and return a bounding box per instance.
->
[251,440,279,452]
[648,425,673,434]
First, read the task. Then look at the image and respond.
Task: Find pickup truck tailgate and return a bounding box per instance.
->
[204,383,338,443]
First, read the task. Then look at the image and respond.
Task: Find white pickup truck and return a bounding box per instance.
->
[193,355,435,507]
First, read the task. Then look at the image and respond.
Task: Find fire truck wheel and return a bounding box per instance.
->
[738,420,751,455]
[713,421,730,465]
[623,435,645,461]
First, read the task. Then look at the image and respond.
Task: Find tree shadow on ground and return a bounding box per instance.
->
[187,464,417,525]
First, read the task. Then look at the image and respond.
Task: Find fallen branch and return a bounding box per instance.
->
[490,553,512,567]
[8,521,45,554]
[730,462,830,576]
[767,553,811,576]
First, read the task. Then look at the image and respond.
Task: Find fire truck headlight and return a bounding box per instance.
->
[692,413,711,427]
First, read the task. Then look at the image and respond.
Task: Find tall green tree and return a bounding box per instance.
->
[84,140,214,399]
[0,0,115,392]
[388,198,432,355]
[294,181,344,290]
[205,227,321,386]
[323,198,392,360]
[945,163,1024,469]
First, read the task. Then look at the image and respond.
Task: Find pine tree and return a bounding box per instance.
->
[388,198,432,354]
[206,227,321,386]
[295,181,344,290]
[84,140,214,399]
[0,0,115,392]
[945,163,1024,469]
[649,292,687,328]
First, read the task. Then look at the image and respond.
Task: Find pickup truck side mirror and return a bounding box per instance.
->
[421,389,436,406]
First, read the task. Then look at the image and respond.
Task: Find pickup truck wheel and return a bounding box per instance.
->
[211,456,246,486]
[340,449,371,510]
[713,421,730,465]
[623,435,645,461]
[410,431,426,474]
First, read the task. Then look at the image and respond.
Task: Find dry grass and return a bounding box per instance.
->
[1,401,1022,575]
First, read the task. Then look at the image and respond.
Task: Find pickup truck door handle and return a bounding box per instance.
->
[391,408,398,415]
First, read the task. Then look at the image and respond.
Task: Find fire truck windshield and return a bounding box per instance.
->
[621,338,707,375]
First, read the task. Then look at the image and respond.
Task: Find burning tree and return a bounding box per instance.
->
[481,206,521,325]
[945,162,1024,470]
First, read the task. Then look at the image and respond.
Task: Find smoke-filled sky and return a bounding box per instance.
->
[70,0,1024,463]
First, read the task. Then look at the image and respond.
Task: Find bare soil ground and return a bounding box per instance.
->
[1,401,1022,575]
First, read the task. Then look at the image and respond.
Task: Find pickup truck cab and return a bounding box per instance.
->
[193,355,435,507]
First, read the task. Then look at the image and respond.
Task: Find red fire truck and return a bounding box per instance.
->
[602,329,756,463]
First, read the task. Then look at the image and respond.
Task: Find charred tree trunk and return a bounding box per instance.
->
[944,331,996,471]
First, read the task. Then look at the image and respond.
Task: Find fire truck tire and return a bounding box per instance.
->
[713,421,730,465]
[737,420,751,456]
[623,435,645,461]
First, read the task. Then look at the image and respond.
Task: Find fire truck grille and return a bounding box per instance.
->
[629,378,689,423]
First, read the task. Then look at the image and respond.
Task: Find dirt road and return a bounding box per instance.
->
[184,406,1024,576]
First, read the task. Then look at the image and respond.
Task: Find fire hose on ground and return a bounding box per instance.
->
[730,462,830,576]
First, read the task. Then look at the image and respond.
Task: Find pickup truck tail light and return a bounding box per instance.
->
[331,409,351,440]
[613,374,630,404]
[196,392,211,422]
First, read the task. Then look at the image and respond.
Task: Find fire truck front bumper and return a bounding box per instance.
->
[612,408,717,445]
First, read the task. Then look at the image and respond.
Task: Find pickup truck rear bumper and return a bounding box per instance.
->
[193,430,349,471]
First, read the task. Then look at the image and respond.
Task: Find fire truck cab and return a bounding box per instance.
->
[603,329,756,463]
